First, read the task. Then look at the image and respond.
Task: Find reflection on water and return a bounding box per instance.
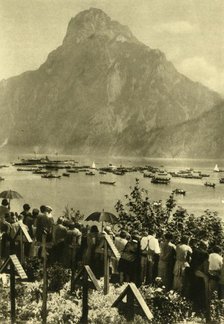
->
[0,154,223,219]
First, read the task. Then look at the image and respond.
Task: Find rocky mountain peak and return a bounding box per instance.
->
[63,7,139,45]
[0,8,222,158]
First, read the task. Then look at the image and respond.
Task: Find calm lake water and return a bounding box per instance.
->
[0,154,224,220]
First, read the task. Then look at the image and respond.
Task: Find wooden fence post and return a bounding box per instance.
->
[19,230,24,264]
[81,269,89,323]
[70,243,77,293]
[103,238,109,295]
[41,234,48,324]
[73,265,100,323]
[10,264,16,324]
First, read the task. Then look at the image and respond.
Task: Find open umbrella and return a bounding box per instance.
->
[0,190,23,208]
[85,210,119,231]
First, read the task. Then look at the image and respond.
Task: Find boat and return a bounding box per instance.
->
[173,189,186,195]
[0,176,5,181]
[200,173,210,178]
[62,173,70,177]
[219,178,224,184]
[99,171,107,175]
[41,173,61,179]
[214,164,219,172]
[143,172,154,178]
[151,174,170,184]
[100,181,116,185]
[67,169,79,173]
[17,167,39,172]
[33,170,48,175]
[86,171,95,176]
[112,170,125,175]
[204,182,215,188]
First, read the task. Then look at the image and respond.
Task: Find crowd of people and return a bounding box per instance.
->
[0,199,224,315]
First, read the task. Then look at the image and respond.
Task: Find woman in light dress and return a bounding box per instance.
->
[173,236,192,293]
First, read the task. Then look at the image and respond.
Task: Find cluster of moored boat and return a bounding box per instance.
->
[12,158,136,185]
[6,158,224,190]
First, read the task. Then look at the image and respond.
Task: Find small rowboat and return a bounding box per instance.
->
[100,181,116,185]
[204,182,215,188]
[173,189,186,195]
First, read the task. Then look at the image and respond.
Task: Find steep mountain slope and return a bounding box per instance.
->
[0,8,221,156]
[141,101,224,158]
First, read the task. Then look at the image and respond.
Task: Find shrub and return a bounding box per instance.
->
[140,285,194,324]
[23,257,42,281]
[210,293,224,323]
[47,263,71,292]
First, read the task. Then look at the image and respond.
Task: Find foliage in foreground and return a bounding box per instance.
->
[1,278,224,323]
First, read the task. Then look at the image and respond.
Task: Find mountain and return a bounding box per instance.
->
[0,8,222,157]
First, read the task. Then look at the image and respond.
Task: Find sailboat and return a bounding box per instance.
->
[91,161,96,169]
[214,164,219,172]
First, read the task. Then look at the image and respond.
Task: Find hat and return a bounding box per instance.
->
[2,199,8,206]
[45,206,53,213]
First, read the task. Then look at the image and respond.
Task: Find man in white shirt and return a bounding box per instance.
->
[209,246,223,276]
[140,229,160,284]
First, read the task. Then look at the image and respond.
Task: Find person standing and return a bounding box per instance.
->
[173,236,192,293]
[0,199,10,222]
[158,233,176,290]
[190,240,209,317]
[35,205,54,258]
[118,232,141,285]
[140,228,160,285]
[20,204,32,224]
[208,245,223,296]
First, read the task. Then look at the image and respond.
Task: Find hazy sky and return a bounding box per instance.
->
[0,0,224,94]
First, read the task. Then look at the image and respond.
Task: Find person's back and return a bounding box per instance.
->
[191,245,209,273]
[36,213,45,242]
[209,248,223,273]
[0,199,9,222]
[176,244,192,262]
[115,231,128,253]
[190,241,209,313]
[35,205,51,242]
[147,234,161,254]
[158,233,176,290]
[54,223,67,244]
[173,236,192,293]
[20,203,32,224]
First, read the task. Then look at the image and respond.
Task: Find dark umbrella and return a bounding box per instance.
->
[0,190,23,208]
[85,210,119,231]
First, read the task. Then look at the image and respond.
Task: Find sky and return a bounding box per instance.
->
[0,0,224,94]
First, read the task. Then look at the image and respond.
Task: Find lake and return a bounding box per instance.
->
[0,154,224,220]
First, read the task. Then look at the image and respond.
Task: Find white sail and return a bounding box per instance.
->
[92,161,96,169]
[214,164,219,172]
